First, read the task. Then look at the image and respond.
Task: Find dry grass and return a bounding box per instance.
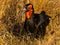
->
[0,0,60,45]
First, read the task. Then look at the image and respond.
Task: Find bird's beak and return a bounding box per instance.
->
[23,7,27,12]
[20,7,27,14]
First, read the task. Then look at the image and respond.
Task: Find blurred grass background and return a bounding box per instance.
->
[0,0,60,45]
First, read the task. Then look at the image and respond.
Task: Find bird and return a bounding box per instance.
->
[22,3,51,39]
[12,3,51,39]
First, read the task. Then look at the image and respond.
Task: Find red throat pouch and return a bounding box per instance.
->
[26,10,32,19]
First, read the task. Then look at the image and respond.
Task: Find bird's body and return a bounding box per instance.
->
[23,4,51,39]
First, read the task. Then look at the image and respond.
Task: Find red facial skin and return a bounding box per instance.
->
[25,5,33,19]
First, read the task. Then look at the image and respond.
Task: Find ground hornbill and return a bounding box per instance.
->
[13,3,51,39]
[23,3,51,39]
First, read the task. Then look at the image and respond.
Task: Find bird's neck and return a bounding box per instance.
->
[26,10,33,19]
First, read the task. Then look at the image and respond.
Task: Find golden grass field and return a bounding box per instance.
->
[0,0,60,45]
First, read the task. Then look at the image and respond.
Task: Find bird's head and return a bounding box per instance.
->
[24,3,34,19]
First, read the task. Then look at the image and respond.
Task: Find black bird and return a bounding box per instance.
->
[23,3,51,39]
